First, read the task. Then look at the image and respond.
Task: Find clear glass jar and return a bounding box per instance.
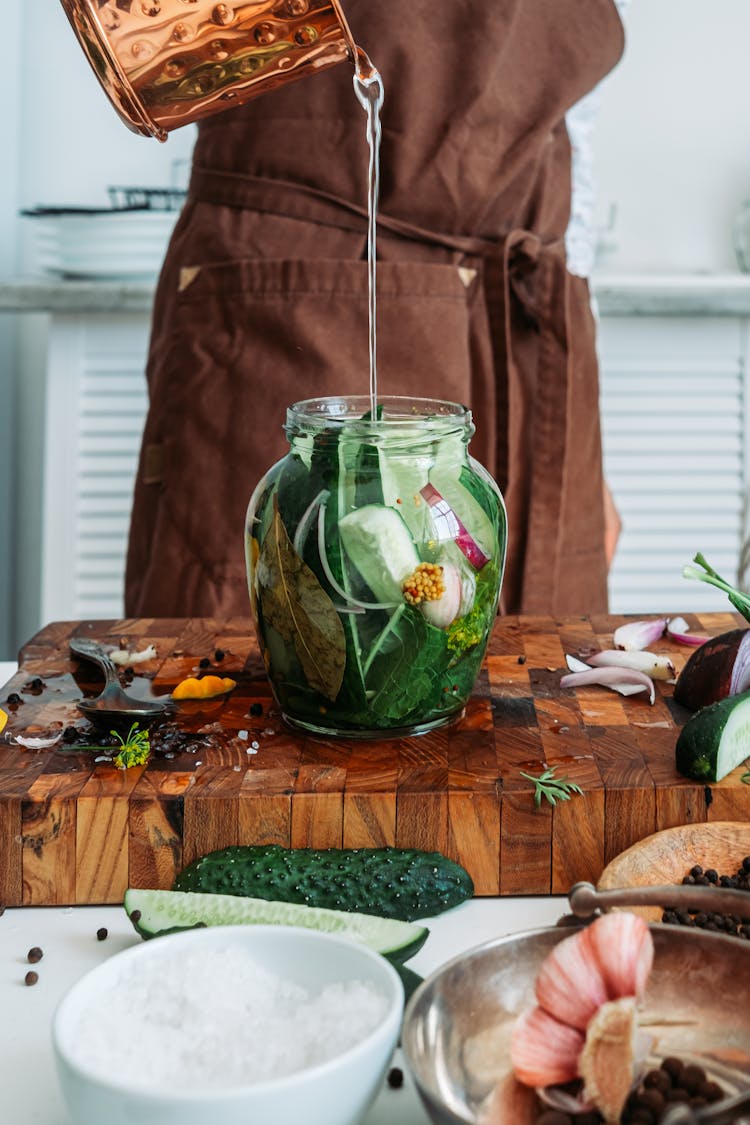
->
[245,396,507,738]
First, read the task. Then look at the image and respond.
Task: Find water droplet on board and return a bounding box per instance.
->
[211,3,234,24]
[284,0,309,15]
[140,1,161,15]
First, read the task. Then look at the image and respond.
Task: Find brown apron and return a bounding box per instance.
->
[125,0,624,619]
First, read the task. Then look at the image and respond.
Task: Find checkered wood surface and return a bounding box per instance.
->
[0,613,743,906]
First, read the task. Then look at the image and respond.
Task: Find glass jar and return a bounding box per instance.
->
[245,396,507,738]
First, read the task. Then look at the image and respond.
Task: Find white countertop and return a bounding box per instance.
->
[0,663,566,1124]
[0,897,566,1125]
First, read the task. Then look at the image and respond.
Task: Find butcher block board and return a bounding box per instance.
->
[0,613,747,907]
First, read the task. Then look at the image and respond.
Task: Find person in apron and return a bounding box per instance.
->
[125,0,625,619]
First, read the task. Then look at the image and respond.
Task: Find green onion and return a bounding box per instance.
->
[683,553,750,623]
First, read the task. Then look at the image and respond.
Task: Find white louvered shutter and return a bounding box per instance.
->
[41,314,149,622]
[598,316,746,614]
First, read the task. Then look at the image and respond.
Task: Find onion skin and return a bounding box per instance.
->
[673,628,750,711]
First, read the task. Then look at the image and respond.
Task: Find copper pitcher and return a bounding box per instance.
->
[59,0,356,142]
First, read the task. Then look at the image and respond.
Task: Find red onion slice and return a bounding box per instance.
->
[729,629,750,695]
[666,616,710,647]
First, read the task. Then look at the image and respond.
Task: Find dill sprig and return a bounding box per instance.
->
[519,766,583,808]
[78,721,151,770]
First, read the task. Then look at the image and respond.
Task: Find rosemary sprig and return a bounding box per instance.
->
[519,766,583,808]
[78,721,151,769]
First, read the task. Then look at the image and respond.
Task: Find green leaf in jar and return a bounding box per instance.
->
[256,503,346,702]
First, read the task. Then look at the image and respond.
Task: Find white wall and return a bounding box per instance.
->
[593,0,750,273]
[19,3,196,211]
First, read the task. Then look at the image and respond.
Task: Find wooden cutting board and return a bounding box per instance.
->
[0,613,746,907]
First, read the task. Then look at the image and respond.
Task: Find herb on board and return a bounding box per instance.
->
[78,721,151,769]
[519,766,584,808]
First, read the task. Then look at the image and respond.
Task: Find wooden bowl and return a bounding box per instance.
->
[598,821,750,921]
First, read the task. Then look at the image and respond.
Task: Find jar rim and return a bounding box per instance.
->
[286,395,472,435]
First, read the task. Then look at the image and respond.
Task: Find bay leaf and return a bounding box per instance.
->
[256,503,346,702]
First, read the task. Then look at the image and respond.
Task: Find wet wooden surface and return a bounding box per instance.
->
[0,613,742,906]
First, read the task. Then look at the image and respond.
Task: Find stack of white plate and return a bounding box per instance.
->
[26,209,181,281]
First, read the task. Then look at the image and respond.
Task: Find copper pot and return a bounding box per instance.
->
[59,0,356,142]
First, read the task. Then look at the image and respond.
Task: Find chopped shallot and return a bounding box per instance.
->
[561,666,655,705]
[587,650,675,680]
[109,644,157,666]
[666,616,709,647]
[612,619,667,651]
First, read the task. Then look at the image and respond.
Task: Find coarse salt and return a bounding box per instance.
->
[73,947,388,1091]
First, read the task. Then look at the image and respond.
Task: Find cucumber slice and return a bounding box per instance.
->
[339,504,420,604]
[675,689,750,781]
[123,888,428,964]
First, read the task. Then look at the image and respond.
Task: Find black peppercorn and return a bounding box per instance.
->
[24,970,38,986]
[214,648,225,662]
[6,692,21,705]
[386,1066,403,1089]
[661,1057,684,1082]
[249,703,263,717]
[199,657,211,669]
[96,927,108,942]
[27,946,43,964]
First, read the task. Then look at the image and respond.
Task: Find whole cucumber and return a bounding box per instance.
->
[173,845,474,921]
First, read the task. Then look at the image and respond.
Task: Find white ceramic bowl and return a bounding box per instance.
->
[52,924,403,1125]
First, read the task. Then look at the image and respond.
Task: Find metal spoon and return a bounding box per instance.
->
[70,636,174,724]
[569,880,750,921]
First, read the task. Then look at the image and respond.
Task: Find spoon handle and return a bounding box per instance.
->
[569,880,750,919]
[69,637,119,686]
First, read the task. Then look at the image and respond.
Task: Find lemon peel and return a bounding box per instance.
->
[0,708,7,735]
[172,675,237,701]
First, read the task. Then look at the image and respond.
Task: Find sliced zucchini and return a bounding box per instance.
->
[675,688,750,781]
[123,888,428,964]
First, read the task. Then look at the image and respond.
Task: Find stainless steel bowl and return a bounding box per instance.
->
[402,924,750,1125]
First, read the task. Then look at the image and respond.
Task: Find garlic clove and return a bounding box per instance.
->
[579,996,637,1123]
[534,929,610,1030]
[581,912,654,1003]
[510,1005,585,1088]
[420,562,462,628]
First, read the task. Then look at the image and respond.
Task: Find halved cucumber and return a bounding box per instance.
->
[123,888,428,964]
[339,504,420,603]
[675,688,750,782]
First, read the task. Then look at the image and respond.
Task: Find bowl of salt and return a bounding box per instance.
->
[52,924,403,1125]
